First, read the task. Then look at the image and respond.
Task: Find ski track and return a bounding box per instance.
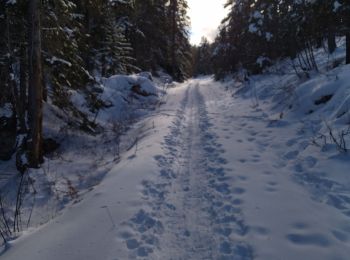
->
[3,78,350,260]
[119,79,350,260]
[120,83,253,259]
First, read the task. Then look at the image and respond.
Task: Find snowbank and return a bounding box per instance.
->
[0,72,167,247]
[97,74,165,125]
[64,74,165,127]
[102,74,160,96]
[294,65,350,125]
[230,38,350,143]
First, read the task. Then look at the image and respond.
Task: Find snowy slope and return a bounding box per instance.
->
[0,80,186,260]
[0,73,166,245]
[2,77,350,259]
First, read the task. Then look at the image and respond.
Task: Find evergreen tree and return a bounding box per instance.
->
[167,0,192,81]
[0,0,140,168]
[212,0,350,78]
[193,37,213,76]
[42,0,92,98]
[129,0,192,81]
[129,0,168,72]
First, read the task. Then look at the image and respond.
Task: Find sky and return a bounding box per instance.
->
[187,0,228,46]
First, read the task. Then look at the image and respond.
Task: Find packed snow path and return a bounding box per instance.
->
[2,78,350,260]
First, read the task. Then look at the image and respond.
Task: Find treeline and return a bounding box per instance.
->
[193,0,350,78]
[0,0,191,168]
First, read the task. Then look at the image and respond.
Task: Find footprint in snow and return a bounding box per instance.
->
[160,168,176,180]
[216,157,228,165]
[220,241,232,254]
[136,246,153,257]
[121,210,165,257]
[130,209,164,234]
[294,163,303,173]
[265,187,277,193]
[293,156,318,172]
[231,199,244,206]
[232,187,246,195]
[215,227,232,237]
[284,150,299,160]
[154,155,169,167]
[126,239,140,250]
[249,131,258,136]
[286,138,298,146]
[304,156,318,168]
[218,243,254,260]
[267,181,278,186]
[286,233,330,247]
[183,230,191,237]
[291,222,310,230]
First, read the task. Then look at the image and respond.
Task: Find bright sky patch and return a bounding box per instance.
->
[187,0,228,45]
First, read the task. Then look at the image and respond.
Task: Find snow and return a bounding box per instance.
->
[2,67,350,259]
[333,1,342,12]
[0,103,12,118]
[265,32,273,41]
[248,23,258,33]
[252,11,263,19]
[6,0,16,5]
[256,56,270,67]
[294,65,350,125]
[96,74,165,125]
[0,80,185,260]
[46,56,72,67]
[2,40,350,259]
[102,74,162,99]
[0,73,166,253]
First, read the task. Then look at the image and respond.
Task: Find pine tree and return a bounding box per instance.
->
[1,0,194,170]
[42,0,92,94]
[129,0,169,72]
[193,37,213,76]
[77,0,136,77]
[212,0,349,78]
[167,0,192,81]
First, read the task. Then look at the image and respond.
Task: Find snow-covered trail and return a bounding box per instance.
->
[144,83,253,259]
[2,78,350,260]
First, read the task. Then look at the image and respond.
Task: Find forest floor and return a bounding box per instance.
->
[2,77,350,260]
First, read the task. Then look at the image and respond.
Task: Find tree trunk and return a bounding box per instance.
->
[170,0,177,78]
[315,36,323,49]
[346,33,350,64]
[28,0,43,167]
[327,31,336,54]
[19,43,27,133]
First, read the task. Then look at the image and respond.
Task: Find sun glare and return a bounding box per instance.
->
[187,0,228,45]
